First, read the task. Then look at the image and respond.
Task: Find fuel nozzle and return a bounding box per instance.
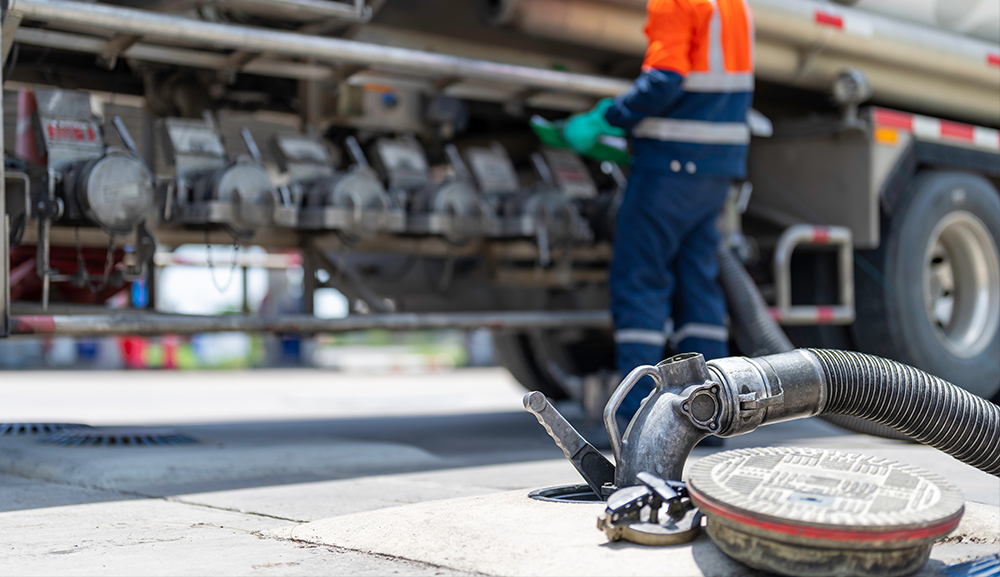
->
[606,351,825,487]
[604,353,720,486]
[531,348,996,491]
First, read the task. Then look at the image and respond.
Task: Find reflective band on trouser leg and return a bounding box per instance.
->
[669,323,728,347]
[615,328,668,347]
[632,118,751,145]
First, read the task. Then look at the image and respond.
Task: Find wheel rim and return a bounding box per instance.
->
[922,210,1000,359]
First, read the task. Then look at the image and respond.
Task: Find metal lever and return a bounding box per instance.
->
[240,127,264,164]
[112,116,143,162]
[523,391,615,498]
[444,144,473,184]
[344,136,371,169]
[531,152,555,187]
[202,110,219,132]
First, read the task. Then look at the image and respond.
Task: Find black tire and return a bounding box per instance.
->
[493,331,570,400]
[494,327,616,401]
[853,171,1000,403]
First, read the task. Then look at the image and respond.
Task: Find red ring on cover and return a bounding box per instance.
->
[689,484,963,544]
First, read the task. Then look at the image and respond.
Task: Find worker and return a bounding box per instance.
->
[563,0,754,419]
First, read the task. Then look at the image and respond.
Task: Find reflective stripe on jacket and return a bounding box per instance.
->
[605,0,755,177]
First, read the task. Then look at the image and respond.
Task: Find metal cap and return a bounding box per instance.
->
[328,169,388,209]
[212,163,276,234]
[428,181,480,217]
[80,154,155,235]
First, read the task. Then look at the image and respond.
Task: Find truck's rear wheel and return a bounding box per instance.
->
[854,171,1000,402]
[493,328,614,401]
[493,331,569,400]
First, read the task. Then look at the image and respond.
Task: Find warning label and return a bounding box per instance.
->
[43,119,99,144]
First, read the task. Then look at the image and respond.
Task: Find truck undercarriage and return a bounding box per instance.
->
[1,0,998,407]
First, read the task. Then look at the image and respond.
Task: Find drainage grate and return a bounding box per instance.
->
[0,423,91,436]
[41,427,197,447]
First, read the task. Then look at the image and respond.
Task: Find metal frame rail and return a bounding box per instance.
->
[1,19,7,338]
[223,0,372,22]
[6,0,629,97]
[6,310,612,337]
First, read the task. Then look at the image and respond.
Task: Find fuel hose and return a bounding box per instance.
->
[811,348,1000,476]
[716,244,794,356]
[716,245,910,441]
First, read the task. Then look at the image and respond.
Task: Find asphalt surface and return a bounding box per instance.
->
[0,368,997,576]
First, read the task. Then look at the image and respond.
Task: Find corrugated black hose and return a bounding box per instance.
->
[811,348,1000,476]
[716,245,910,440]
[716,244,794,356]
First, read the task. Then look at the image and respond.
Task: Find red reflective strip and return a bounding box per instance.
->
[812,227,830,244]
[989,53,1000,67]
[815,11,844,29]
[9,316,57,335]
[939,121,976,142]
[873,109,913,132]
[817,306,835,324]
[689,485,962,544]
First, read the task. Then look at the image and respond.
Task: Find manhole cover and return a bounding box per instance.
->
[688,447,964,577]
[0,423,91,435]
[41,427,197,447]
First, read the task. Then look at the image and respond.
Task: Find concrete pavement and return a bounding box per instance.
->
[0,368,997,576]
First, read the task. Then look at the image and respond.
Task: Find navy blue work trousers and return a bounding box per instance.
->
[609,168,731,418]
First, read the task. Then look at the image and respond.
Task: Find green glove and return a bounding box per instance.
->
[562,98,626,154]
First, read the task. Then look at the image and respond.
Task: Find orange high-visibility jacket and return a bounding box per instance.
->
[605,0,755,177]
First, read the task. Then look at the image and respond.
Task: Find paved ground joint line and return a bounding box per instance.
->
[2,462,492,573]
[164,496,308,524]
[1,467,307,524]
[272,531,493,577]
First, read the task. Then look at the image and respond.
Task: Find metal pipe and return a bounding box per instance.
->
[7,309,612,337]
[9,0,629,97]
[37,167,56,311]
[6,28,332,80]
[0,16,6,337]
[1,215,8,338]
[770,224,855,326]
[485,0,1000,124]
[214,0,370,21]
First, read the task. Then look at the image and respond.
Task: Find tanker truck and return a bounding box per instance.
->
[0,0,997,409]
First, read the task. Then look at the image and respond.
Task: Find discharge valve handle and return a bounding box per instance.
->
[523,391,615,498]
